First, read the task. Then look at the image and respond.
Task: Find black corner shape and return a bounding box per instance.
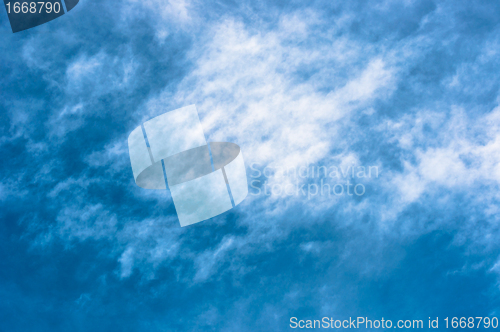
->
[64,0,78,12]
[3,0,79,33]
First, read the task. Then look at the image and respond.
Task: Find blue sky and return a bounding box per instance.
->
[1,0,500,330]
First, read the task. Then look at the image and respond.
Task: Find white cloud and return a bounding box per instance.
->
[111,15,402,280]
[116,217,182,279]
[118,247,135,278]
[54,203,118,243]
[388,106,500,205]
[65,51,138,97]
[18,5,500,285]
[144,18,397,192]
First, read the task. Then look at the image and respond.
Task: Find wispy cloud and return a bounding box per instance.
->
[2,0,500,330]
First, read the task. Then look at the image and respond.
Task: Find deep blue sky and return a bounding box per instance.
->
[1,0,500,331]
